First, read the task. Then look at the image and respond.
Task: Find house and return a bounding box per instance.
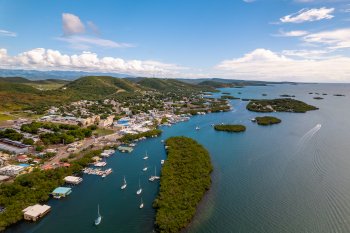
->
[64,176,83,185]
[17,155,29,163]
[52,187,72,199]
[0,165,26,176]
[23,204,51,221]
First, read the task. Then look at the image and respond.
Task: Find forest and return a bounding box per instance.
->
[153,137,213,233]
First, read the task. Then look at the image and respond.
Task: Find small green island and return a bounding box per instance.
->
[247,98,318,113]
[153,137,213,233]
[220,95,239,100]
[254,116,281,125]
[214,124,246,132]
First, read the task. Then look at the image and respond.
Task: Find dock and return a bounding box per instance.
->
[117,146,134,153]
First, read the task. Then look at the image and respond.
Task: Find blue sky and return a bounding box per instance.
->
[1,0,350,82]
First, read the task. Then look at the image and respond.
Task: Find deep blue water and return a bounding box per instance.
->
[6,83,350,233]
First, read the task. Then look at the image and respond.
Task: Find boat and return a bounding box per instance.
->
[251,118,256,122]
[161,160,165,165]
[195,126,200,130]
[139,197,144,209]
[94,204,102,226]
[136,178,142,195]
[143,151,149,160]
[142,166,148,172]
[121,176,127,190]
[149,166,160,182]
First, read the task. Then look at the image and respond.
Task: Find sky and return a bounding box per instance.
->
[0,0,350,82]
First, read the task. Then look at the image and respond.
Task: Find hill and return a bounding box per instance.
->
[60,76,142,100]
[132,77,215,93]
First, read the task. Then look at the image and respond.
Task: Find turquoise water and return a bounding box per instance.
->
[6,84,350,233]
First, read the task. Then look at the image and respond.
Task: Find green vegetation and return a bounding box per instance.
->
[93,128,114,137]
[247,98,318,113]
[214,124,246,132]
[120,129,162,143]
[22,138,34,145]
[255,116,281,126]
[20,121,92,145]
[0,129,23,141]
[0,149,101,231]
[0,114,14,122]
[220,95,239,100]
[280,94,295,97]
[153,137,213,233]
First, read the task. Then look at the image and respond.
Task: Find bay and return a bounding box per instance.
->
[6,83,350,233]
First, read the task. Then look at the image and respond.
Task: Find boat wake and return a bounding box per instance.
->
[297,124,322,149]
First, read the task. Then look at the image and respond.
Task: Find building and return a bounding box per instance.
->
[0,139,29,155]
[98,115,115,128]
[64,176,83,185]
[23,204,51,221]
[0,165,25,176]
[52,187,72,199]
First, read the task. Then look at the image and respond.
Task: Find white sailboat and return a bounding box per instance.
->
[143,151,149,160]
[94,204,102,226]
[139,197,144,209]
[149,166,160,182]
[121,176,127,190]
[195,126,200,130]
[136,178,142,195]
[160,160,165,165]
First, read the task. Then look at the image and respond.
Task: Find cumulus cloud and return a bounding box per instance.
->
[0,48,185,77]
[0,29,16,37]
[303,28,350,49]
[215,48,350,82]
[62,13,85,36]
[280,7,335,23]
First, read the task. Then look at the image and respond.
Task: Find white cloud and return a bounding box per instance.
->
[60,13,131,50]
[0,29,16,37]
[280,7,335,23]
[62,13,85,36]
[57,36,134,49]
[281,49,332,59]
[215,48,350,82]
[0,48,185,77]
[303,28,350,49]
[275,30,309,37]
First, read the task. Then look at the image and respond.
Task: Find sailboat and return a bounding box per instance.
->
[94,204,102,226]
[143,151,149,160]
[195,126,200,130]
[136,178,142,195]
[149,166,160,182]
[139,197,144,209]
[121,176,127,190]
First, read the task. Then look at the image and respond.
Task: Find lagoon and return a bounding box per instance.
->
[6,83,350,233]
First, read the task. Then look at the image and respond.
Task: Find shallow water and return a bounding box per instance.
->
[7,83,350,233]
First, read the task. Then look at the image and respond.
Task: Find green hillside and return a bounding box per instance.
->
[136,78,214,93]
[60,76,142,99]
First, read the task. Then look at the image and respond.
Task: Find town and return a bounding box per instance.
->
[0,88,230,226]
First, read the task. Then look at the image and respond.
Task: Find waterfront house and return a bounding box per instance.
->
[23,204,51,221]
[64,176,83,185]
[52,187,72,199]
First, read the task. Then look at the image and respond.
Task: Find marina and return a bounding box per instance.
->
[6,84,350,233]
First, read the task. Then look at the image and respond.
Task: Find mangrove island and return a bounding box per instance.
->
[153,137,213,233]
[247,98,318,113]
[254,116,282,126]
[214,124,246,132]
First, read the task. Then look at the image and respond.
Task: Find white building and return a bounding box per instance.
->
[23,204,51,221]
